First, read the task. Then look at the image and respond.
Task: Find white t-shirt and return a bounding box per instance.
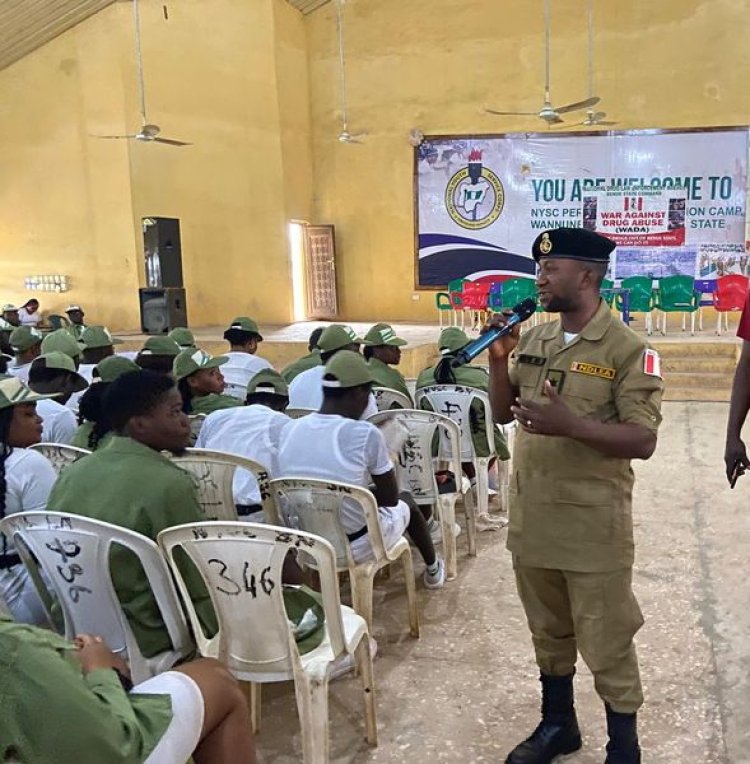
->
[288,365,378,419]
[221,352,273,399]
[7,362,31,383]
[116,351,139,361]
[36,398,78,445]
[195,405,290,505]
[276,413,392,534]
[19,311,41,327]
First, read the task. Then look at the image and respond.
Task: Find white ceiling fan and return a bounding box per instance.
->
[335,0,367,144]
[562,0,616,128]
[485,0,600,126]
[95,0,190,147]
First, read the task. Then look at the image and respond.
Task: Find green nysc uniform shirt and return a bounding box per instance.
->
[46,436,218,657]
[189,392,242,415]
[416,364,510,460]
[281,349,322,384]
[0,616,172,764]
[507,300,664,572]
[368,357,413,404]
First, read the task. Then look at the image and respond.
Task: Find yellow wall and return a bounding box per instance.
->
[305,0,750,321]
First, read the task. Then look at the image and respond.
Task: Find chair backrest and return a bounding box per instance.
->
[501,278,537,309]
[372,386,412,411]
[415,384,494,461]
[714,274,749,311]
[285,407,315,420]
[656,275,698,310]
[269,477,388,570]
[448,278,468,308]
[28,442,91,475]
[187,414,206,446]
[223,381,247,401]
[619,276,654,312]
[694,278,718,294]
[158,522,346,682]
[600,278,615,306]
[47,314,70,330]
[0,511,192,683]
[171,448,275,521]
[369,410,462,504]
[435,292,451,310]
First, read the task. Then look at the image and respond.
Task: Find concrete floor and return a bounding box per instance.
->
[253,401,750,763]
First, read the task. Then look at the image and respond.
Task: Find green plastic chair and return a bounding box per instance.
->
[448,278,468,327]
[600,278,615,307]
[435,292,452,327]
[615,276,655,334]
[653,275,700,335]
[500,278,537,309]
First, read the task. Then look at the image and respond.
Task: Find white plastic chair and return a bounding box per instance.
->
[29,442,91,475]
[269,477,420,637]
[415,384,510,522]
[372,386,412,411]
[187,413,206,445]
[0,511,192,684]
[369,409,474,580]
[157,521,377,761]
[223,381,247,401]
[286,407,316,419]
[170,447,276,522]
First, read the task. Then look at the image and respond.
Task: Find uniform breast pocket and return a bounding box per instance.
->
[563,373,613,417]
[515,363,545,397]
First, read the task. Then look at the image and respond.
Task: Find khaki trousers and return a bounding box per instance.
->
[514,560,644,714]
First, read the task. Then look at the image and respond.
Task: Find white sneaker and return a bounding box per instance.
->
[423,557,446,589]
[428,518,462,545]
[329,636,378,681]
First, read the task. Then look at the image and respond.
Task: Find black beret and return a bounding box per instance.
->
[531,227,616,263]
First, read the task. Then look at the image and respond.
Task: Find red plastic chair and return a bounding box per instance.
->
[461,281,491,329]
[713,274,749,334]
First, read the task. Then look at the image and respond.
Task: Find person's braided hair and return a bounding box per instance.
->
[77,382,112,450]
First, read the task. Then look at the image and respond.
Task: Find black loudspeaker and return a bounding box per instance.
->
[139,288,188,334]
[143,217,183,288]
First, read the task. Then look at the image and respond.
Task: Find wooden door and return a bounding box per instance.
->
[304,225,338,319]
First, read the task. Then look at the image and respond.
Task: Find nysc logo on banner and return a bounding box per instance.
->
[445,149,505,230]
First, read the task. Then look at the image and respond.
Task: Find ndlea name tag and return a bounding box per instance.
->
[569,361,616,380]
[643,349,662,378]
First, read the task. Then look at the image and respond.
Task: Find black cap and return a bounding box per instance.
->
[532,227,616,264]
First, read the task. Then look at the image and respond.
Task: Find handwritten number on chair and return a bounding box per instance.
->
[208,559,275,598]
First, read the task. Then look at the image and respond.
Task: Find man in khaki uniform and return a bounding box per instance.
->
[363,322,412,404]
[488,228,663,764]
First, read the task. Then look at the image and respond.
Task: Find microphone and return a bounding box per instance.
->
[450,297,537,368]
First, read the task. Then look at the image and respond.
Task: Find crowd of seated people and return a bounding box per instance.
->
[0,313,512,762]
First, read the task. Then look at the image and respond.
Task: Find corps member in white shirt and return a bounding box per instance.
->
[7,326,43,383]
[221,317,273,399]
[196,369,291,519]
[0,376,59,625]
[277,351,446,589]
[288,324,378,419]
[27,352,89,444]
[18,299,42,328]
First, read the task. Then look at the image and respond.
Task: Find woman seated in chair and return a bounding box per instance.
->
[0,377,58,625]
[174,349,242,416]
[0,618,257,763]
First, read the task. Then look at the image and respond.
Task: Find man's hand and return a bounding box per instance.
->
[74,634,131,678]
[482,311,521,360]
[724,437,749,486]
[511,380,581,436]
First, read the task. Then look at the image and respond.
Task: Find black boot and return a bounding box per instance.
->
[505,673,582,764]
[604,705,641,764]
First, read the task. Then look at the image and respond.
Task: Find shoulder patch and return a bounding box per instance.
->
[643,349,662,378]
[570,361,616,380]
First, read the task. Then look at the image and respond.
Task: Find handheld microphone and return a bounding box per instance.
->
[450,297,537,368]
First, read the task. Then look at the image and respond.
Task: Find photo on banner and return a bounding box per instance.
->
[414,128,748,288]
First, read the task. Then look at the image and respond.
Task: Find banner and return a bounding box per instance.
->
[415,129,748,287]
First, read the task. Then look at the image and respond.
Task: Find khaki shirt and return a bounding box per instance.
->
[368,357,413,403]
[507,301,663,572]
[47,436,217,657]
[0,616,171,763]
[281,350,322,384]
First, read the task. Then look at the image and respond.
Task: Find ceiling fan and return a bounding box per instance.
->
[95,0,190,146]
[335,0,367,144]
[485,0,600,126]
[562,0,616,128]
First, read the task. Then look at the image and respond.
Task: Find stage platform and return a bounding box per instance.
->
[114,317,743,402]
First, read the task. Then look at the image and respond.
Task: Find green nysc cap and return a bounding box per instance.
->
[81,325,123,349]
[41,329,81,359]
[531,227,616,264]
[246,369,289,397]
[9,326,43,353]
[93,356,140,383]
[363,323,407,347]
[317,324,364,353]
[322,350,374,389]
[0,376,56,410]
[173,348,228,381]
[31,352,88,392]
[140,336,181,357]
[228,317,263,341]
[438,327,470,355]
[168,327,196,349]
